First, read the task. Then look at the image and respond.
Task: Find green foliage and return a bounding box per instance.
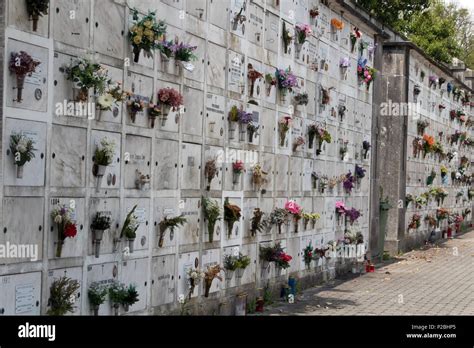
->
[247,298,256,314]
[9,133,36,166]
[47,276,80,316]
[91,212,111,231]
[120,205,139,239]
[88,283,108,307]
[223,253,251,271]
[159,215,187,231]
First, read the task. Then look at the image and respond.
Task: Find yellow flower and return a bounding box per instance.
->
[143,29,153,37]
[133,35,142,45]
[131,25,138,33]
[136,27,143,35]
[143,20,153,28]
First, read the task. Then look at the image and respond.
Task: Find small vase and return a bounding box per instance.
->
[128,239,135,253]
[280,90,288,103]
[161,113,168,127]
[149,115,156,129]
[15,74,26,103]
[248,129,255,143]
[94,229,105,258]
[232,172,241,185]
[208,222,215,243]
[236,268,245,279]
[16,165,24,179]
[189,278,195,299]
[31,14,39,31]
[132,45,141,63]
[227,220,235,238]
[308,134,315,149]
[204,281,212,297]
[130,110,137,123]
[279,134,286,147]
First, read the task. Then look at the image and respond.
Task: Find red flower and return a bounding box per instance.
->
[64,223,77,238]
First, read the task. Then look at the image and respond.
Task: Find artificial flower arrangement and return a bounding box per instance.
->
[202,197,221,243]
[252,163,268,193]
[232,160,244,185]
[422,134,435,158]
[126,95,145,123]
[344,227,364,245]
[26,0,49,31]
[294,23,312,58]
[413,84,421,101]
[302,212,320,229]
[345,208,362,225]
[282,22,293,54]
[455,190,464,203]
[436,208,449,227]
[415,195,428,209]
[265,73,277,96]
[203,265,222,297]
[247,63,263,97]
[9,132,36,179]
[47,276,80,316]
[315,125,332,155]
[293,136,306,152]
[158,215,187,248]
[343,171,355,194]
[228,105,240,139]
[232,5,246,31]
[278,116,292,147]
[340,57,351,78]
[224,198,241,238]
[350,27,361,53]
[108,282,139,314]
[95,93,114,120]
[159,38,174,62]
[93,137,116,190]
[275,67,298,101]
[9,51,40,103]
[408,214,421,231]
[426,168,437,186]
[424,214,437,228]
[438,77,446,88]
[357,57,376,90]
[339,140,349,160]
[65,57,109,102]
[173,41,198,71]
[204,158,218,191]
[303,242,313,269]
[285,200,302,233]
[330,18,344,31]
[51,204,78,258]
[238,108,253,141]
[416,119,429,136]
[309,7,319,24]
[259,242,292,270]
[146,101,161,128]
[412,136,423,158]
[428,75,438,88]
[129,8,167,63]
[432,187,449,206]
[335,201,346,224]
[269,208,288,234]
[120,205,140,253]
[90,212,111,258]
[338,105,347,122]
[247,121,259,143]
[157,87,183,126]
[186,267,205,299]
[294,92,309,105]
[321,86,334,105]
[354,164,366,185]
[223,253,251,279]
[405,194,414,208]
[250,208,267,236]
[88,282,108,316]
[362,140,371,159]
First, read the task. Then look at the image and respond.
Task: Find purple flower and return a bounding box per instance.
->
[346,208,362,224]
[339,57,351,68]
[275,68,298,91]
[343,172,355,193]
[238,110,253,124]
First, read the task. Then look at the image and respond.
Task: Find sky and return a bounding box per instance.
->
[451,0,474,15]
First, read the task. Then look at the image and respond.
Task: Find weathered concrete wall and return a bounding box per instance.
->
[0,0,377,315]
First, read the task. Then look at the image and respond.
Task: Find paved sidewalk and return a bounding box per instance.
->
[264,231,474,315]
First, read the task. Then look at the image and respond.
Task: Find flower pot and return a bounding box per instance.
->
[132,45,141,63]
[15,74,26,102]
[232,172,241,185]
[128,239,135,253]
[16,165,24,179]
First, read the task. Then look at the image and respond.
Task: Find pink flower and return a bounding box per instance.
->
[285,200,302,215]
[367,74,372,80]
[357,66,362,72]
[335,201,346,214]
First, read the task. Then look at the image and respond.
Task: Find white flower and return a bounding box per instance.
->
[97,94,114,109]
[54,215,62,224]
[178,294,185,304]
[78,63,85,71]
[190,271,197,279]
[16,144,26,153]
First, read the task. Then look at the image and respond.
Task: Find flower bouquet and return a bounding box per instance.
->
[9,133,36,178]
[330,18,344,32]
[413,84,421,101]
[282,22,293,54]
[157,87,183,126]
[265,73,277,96]
[187,267,205,299]
[345,207,362,225]
[417,119,429,136]
[335,201,346,225]
[93,137,116,191]
[293,136,305,152]
[173,41,198,72]
[224,198,241,238]
[259,243,292,272]
[204,158,218,191]
[224,253,250,280]
[250,208,266,236]
[436,208,449,227]
[159,38,174,65]
[315,125,332,155]
[302,212,320,229]
[129,9,167,63]
[88,283,107,316]
[95,93,114,121]
[278,116,292,147]
[51,204,78,258]
[269,208,288,234]
[247,121,259,143]
[428,75,438,88]
[303,242,313,269]
[339,57,351,77]
[422,134,435,159]
[357,57,376,90]
[354,164,366,187]
[126,95,145,123]
[9,51,40,103]
[338,105,347,122]
[294,92,309,106]
[308,124,318,149]
[426,168,437,186]
[275,67,298,102]
[343,172,355,194]
[408,214,421,231]
[47,276,80,316]
[203,265,222,297]
[232,160,244,185]
[294,23,312,59]
[350,27,361,53]
[340,140,349,160]
[247,63,263,97]
[202,197,221,243]
[158,215,187,248]
[228,105,240,139]
[147,102,161,128]
[412,137,423,158]
[285,200,302,233]
[309,7,319,25]
[362,140,371,159]
[238,109,253,141]
[90,212,111,258]
[120,205,140,253]
[26,0,49,31]
[135,170,150,190]
[252,163,268,193]
[65,58,109,102]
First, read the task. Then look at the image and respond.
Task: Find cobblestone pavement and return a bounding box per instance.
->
[264,231,474,316]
